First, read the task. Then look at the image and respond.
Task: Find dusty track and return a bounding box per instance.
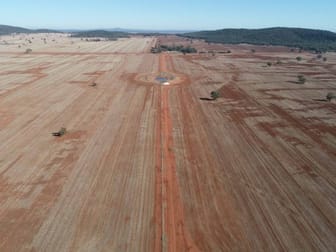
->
[0,35,335,251]
[157,54,199,251]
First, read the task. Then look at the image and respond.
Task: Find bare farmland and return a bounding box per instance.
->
[0,34,335,251]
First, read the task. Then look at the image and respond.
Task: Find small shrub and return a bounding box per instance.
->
[296,56,302,61]
[326,92,336,102]
[297,75,306,84]
[251,49,256,53]
[323,57,327,62]
[267,62,272,67]
[52,127,67,137]
[25,48,32,54]
[59,127,66,135]
[210,91,220,100]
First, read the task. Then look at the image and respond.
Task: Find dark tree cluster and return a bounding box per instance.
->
[152,44,197,54]
[181,27,336,52]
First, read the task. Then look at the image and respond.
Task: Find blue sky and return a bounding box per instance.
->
[1,0,335,31]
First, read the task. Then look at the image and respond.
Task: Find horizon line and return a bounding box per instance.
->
[1,24,336,33]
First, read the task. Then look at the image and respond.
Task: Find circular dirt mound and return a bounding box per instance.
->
[135,71,187,86]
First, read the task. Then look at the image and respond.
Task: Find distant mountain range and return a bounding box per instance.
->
[70,30,130,39]
[0,24,60,35]
[0,25,192,35]
[182,27,336,52]
[1,24,336,51]
[104,28,194,34]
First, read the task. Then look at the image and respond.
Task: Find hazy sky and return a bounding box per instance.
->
[1,0,335,31]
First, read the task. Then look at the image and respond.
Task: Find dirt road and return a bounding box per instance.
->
[0,35,335,251]
[156,53,199,251]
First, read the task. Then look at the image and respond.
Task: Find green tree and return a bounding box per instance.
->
[326,92,336,102]
[52,127,67,137]
[210,91,220,100]
[297,75,306,84]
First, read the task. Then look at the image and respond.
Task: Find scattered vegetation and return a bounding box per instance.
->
[326,92,336,102]
[151,44,197,54]
[87,38,103,42]
[217,50,231,54]
[181,27,336,52]
[297,75,306,84]
[71,30,129,40]
[25,48,32,54]
[210,91,220,100]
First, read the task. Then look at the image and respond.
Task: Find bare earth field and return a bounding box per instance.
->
[0,34,335,251]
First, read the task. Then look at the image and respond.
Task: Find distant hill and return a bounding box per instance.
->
[70,30,129,39]
[57,28,194,34]
[0,24,191,37]
[106,28,195,34]
[0,24,61,35]
[35,29,61,33]
[182,27,336,52]
[0,25,31,35]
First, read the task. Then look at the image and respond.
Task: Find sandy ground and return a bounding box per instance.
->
[0,34,335,251]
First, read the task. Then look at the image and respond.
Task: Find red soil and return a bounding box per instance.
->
[155,53,200,251]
